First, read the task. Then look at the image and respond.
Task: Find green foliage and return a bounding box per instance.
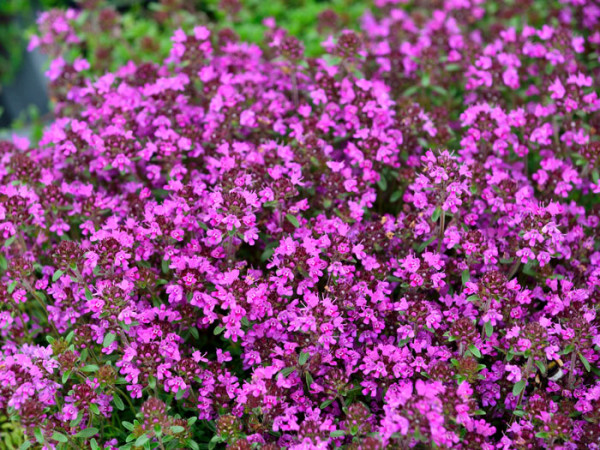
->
[1,0,371,131]
[2,0,369,135]
[0,415,26,449]
[41,0,368,76]
[0,1,32,84]
[210,0,367,56]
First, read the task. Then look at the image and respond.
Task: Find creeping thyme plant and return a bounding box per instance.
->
[2,0,600,448]
[26,0,366,81]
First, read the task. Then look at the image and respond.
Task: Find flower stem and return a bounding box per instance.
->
[567,351,577,389]
[437,210,445,253]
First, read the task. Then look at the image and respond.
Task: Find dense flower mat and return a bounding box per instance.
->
[2,0,600,448]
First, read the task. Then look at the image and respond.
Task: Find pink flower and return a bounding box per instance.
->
[62,404,78,421]
[505,365,522,383]
[401,254,420,273]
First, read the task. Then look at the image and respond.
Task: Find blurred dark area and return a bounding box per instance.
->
[0,0,159,128]
[0,1,72,127]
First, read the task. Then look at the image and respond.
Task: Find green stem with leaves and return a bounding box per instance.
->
[21,280,60,338]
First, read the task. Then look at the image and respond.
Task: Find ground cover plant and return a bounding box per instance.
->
[28,0,365,87]
[6,0,365,139]
[1,0,600,448]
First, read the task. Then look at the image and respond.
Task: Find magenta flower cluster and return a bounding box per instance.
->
[2,0,600,448]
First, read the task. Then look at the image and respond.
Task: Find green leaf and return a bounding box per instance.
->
[320,399,333,409]
[122,422,135,431]
[279,367,295,378]
[208,435,223,450]
[7,281,17,294]
[213,325,225,335]
[170,426,185,434]
[298,352,309,366]
[19,441,32,450]
[135,435,149,447]
[484,321,493,338]
[377,174,387,191]
[113,392,125,411]
[535,360,546,375]
[161,259,171,273]
[52,269,64,282]
[468,344,481,358]
[85,287,93,301]
[103,332,116,348]
[431,85,447,96]
[75,427,99,438]
[535,431,550,439]
[62,370,71,384]
[522,263,537,276]
[512,379,527,397]
[403,85,420,97]
[416,235,436,253]
[4,234,17,247]
[445,64,461,72]
[466,295,479,302]
[70,410,84,427]
[579,352,591,372]
[562,344,575,354]
[89,403,100,415]
[461,269,470,285]
[82,364,99,372]
[261,246,275,262]
[286,214,300,228]
[0,255,7,271]
[390,190,402,202]
[90,438,99,450]
[52,432,68,443]
[306,372,314,388]
[330,430,345,438]
[431,207,441,223]
[34,427,43,444]
[176,387,185,400]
